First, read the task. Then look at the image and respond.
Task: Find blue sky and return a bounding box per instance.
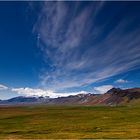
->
[0,1,140,99]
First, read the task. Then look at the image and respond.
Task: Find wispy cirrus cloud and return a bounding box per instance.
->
[33,2,140,91]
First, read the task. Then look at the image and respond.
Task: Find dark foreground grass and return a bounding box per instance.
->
[0,105,140,139]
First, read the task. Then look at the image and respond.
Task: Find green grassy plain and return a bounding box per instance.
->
[0,105,140,139]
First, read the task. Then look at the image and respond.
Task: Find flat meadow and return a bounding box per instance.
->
[0,105,140,139]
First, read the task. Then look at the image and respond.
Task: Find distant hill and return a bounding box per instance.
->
[0,96,49,105]
[0,88,140,106]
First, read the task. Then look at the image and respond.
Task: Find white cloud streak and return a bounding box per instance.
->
[115,79,128,84]
[0,84,8,90]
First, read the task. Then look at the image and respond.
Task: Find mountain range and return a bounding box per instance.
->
[0,88,140,106]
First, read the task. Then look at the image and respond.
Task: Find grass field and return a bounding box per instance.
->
[0,105,140,139]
